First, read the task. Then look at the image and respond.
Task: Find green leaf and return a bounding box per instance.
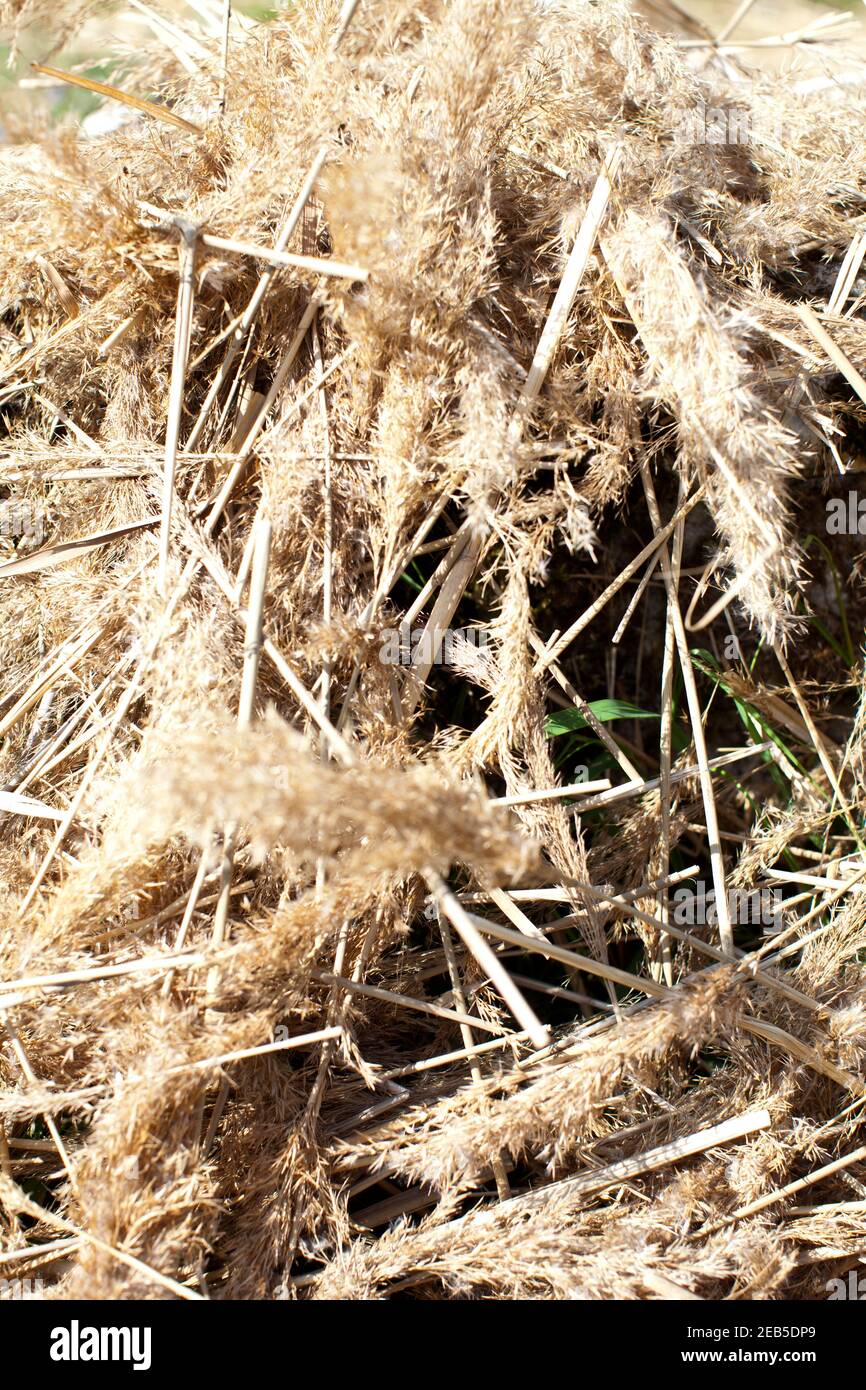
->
[545,699,660,738]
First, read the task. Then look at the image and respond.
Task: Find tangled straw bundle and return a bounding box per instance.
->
[2,0,866,1300]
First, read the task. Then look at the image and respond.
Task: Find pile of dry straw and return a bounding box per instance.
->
[2,0,866,1299]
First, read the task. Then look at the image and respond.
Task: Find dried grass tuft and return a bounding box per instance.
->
[2,0,866,1301]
